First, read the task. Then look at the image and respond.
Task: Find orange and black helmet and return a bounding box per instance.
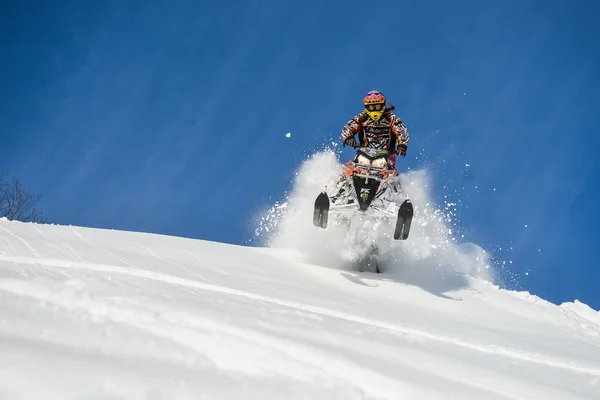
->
[363,90,386,121]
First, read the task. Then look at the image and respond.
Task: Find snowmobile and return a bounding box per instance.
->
[313,147,413,240]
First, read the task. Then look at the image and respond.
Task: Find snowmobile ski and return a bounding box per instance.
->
[393,199,413,240]
[313,192,330,228]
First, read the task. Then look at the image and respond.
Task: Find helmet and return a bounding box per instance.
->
[363,90,386,121]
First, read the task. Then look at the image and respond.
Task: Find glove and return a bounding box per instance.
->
[397,143,407,157]
[344,137,358,148]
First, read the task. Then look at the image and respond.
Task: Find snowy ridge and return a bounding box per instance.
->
[1,152,599,399]
[562,300,600,324]
[1,252,598,378]
[0,232,599,397]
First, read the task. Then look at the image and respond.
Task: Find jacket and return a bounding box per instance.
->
[341,109,409,153]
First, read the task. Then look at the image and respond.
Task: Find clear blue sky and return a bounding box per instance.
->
[2,1,599,308]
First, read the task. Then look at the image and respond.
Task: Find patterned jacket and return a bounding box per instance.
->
[341,109,409,153]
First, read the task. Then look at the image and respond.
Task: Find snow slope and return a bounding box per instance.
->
[1,217,599,400]
[1,153,599,399]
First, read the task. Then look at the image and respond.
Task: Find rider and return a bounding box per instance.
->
[341,90,409,168]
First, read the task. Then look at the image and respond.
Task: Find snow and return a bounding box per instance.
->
[1,154,599,399]
[1,222,599,399]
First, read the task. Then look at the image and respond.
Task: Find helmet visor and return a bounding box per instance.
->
[365,103,385,112]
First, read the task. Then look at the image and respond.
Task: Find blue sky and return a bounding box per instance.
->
[2,1,599,308]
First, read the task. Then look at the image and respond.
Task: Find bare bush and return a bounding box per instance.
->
[0,173,47,223]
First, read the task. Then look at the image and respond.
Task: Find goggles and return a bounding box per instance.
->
[365,103,385,112]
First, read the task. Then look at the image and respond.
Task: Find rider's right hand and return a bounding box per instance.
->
[344,137,358,148]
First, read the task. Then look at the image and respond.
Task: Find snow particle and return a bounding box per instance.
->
[285,133,291,138]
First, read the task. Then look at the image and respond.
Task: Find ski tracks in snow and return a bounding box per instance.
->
[0,261,418,399]
[0,225,40,258]
[1,254,599,379]
[69,226,136,268]
[128,241,219,285]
